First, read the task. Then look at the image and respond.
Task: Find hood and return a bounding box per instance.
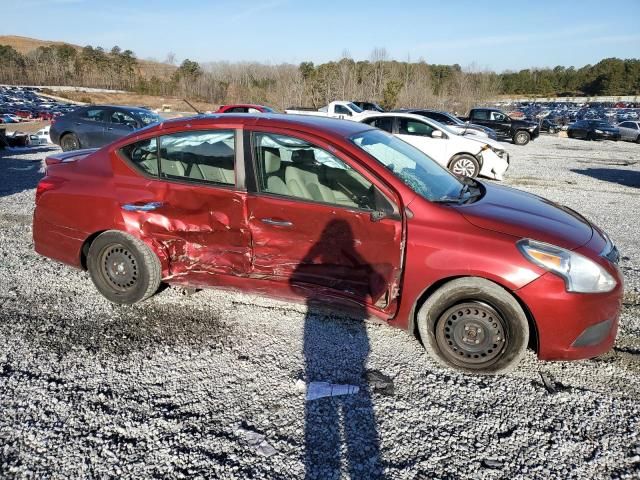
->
[463,134,505,151]
[458,182,593,250]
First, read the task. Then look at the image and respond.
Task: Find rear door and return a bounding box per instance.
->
[77,108,109,147]
[245,129,403,316]
[113,129,251,283]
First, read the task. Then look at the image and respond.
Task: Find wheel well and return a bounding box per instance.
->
[410,275,539,354]
[80,230,107,270]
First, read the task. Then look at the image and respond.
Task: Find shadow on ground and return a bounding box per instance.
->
[571,167,640,188]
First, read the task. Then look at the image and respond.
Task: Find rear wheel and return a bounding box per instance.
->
[449,154,480,178]
[417,277,529,375]
[60,133,80,151]
[636,135,640,144]
[87,231,161,304]
[513,130,530,145]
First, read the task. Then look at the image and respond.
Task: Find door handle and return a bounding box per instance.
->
[106,127,114,131]
[260,218,293,227]
[122,202,164,212]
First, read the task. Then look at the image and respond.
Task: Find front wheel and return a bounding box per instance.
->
[449,154,480,178]
[513,130,530,145]
[417,277,529,375]
[87,231,161,304]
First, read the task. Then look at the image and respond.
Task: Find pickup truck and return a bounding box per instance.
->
[460,108,539,145]
[285,101,365,120]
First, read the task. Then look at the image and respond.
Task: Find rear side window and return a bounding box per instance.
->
[81,109,106,122]
[363,117,394,132]
[158,130,235,186]
[472,110,489,120]
[120,138,159,177]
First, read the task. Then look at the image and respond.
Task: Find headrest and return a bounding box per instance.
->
[291,149,315,164]
[264,149,281,174]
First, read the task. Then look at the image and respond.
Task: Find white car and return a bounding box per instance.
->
[616,121,640,143]
[358,113,509,180]
[29,126,51,146]
[285,101,366,120]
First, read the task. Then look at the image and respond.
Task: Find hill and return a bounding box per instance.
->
[0,35,176,79]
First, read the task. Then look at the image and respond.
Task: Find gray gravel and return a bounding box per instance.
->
[1,136,639,479]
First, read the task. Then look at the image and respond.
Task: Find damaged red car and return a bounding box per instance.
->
[33,114,623,374]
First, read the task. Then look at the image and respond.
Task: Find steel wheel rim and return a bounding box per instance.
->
[435,302,507,366]
[99,243,138,292]
[452,158,476,177]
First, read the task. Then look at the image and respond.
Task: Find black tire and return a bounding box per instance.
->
[417,277,529,375]
[512,130,530,145]
[87,230,161,304]
[60,133,80,151]
[635,135,640,144]
[449,154,480,178]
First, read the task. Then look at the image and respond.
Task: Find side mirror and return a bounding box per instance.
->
[432,130,444,139]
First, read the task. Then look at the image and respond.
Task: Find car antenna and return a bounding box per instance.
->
[183,99,202,115]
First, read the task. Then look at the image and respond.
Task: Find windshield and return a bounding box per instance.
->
[422,116,459,136]
[350,128,463,201]
[346,102,364,113]
[441,112,464,126]
[136,111,162,126]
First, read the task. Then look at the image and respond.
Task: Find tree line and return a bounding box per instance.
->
[1,43,638,111]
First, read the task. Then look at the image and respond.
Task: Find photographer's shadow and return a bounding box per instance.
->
[291,219,385,479]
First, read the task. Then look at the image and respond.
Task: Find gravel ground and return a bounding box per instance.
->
[1,136,639,479]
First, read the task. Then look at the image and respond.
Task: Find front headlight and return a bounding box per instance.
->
[481,144,505,159]
[517,239,616,293]
[595,129,603,134]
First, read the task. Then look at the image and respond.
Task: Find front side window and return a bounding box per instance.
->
[110,110,137,127]
[334,105,352,116]
[351,128,462,202]
[490,111,506,121]
[158,130,235,185]
[120,137,159,177]
[398,118,434,137]
[253,132,384,211]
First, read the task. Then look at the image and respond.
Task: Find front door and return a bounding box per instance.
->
[113,129,251,283]
[395,117,449,167]
[104,109,137,144]
[245,130,403,316]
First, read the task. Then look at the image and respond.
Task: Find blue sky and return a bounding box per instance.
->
[3,0,639,71]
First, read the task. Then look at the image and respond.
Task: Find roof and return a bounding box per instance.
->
[143,113,373,139]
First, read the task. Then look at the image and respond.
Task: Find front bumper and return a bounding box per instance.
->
[479,150,509,181]
[596,131,620,140]
[515,239,623,361]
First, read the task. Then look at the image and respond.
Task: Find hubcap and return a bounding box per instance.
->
[452,158,476,177]
[435,302,507,366]
[100,244,138,291]
[517,133,527,143]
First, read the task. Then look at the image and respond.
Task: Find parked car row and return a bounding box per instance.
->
[0,85,78,122]
[33,113,623,375]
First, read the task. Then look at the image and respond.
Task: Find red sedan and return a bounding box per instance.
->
[215,104,276,113]
[33,114,623,374]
